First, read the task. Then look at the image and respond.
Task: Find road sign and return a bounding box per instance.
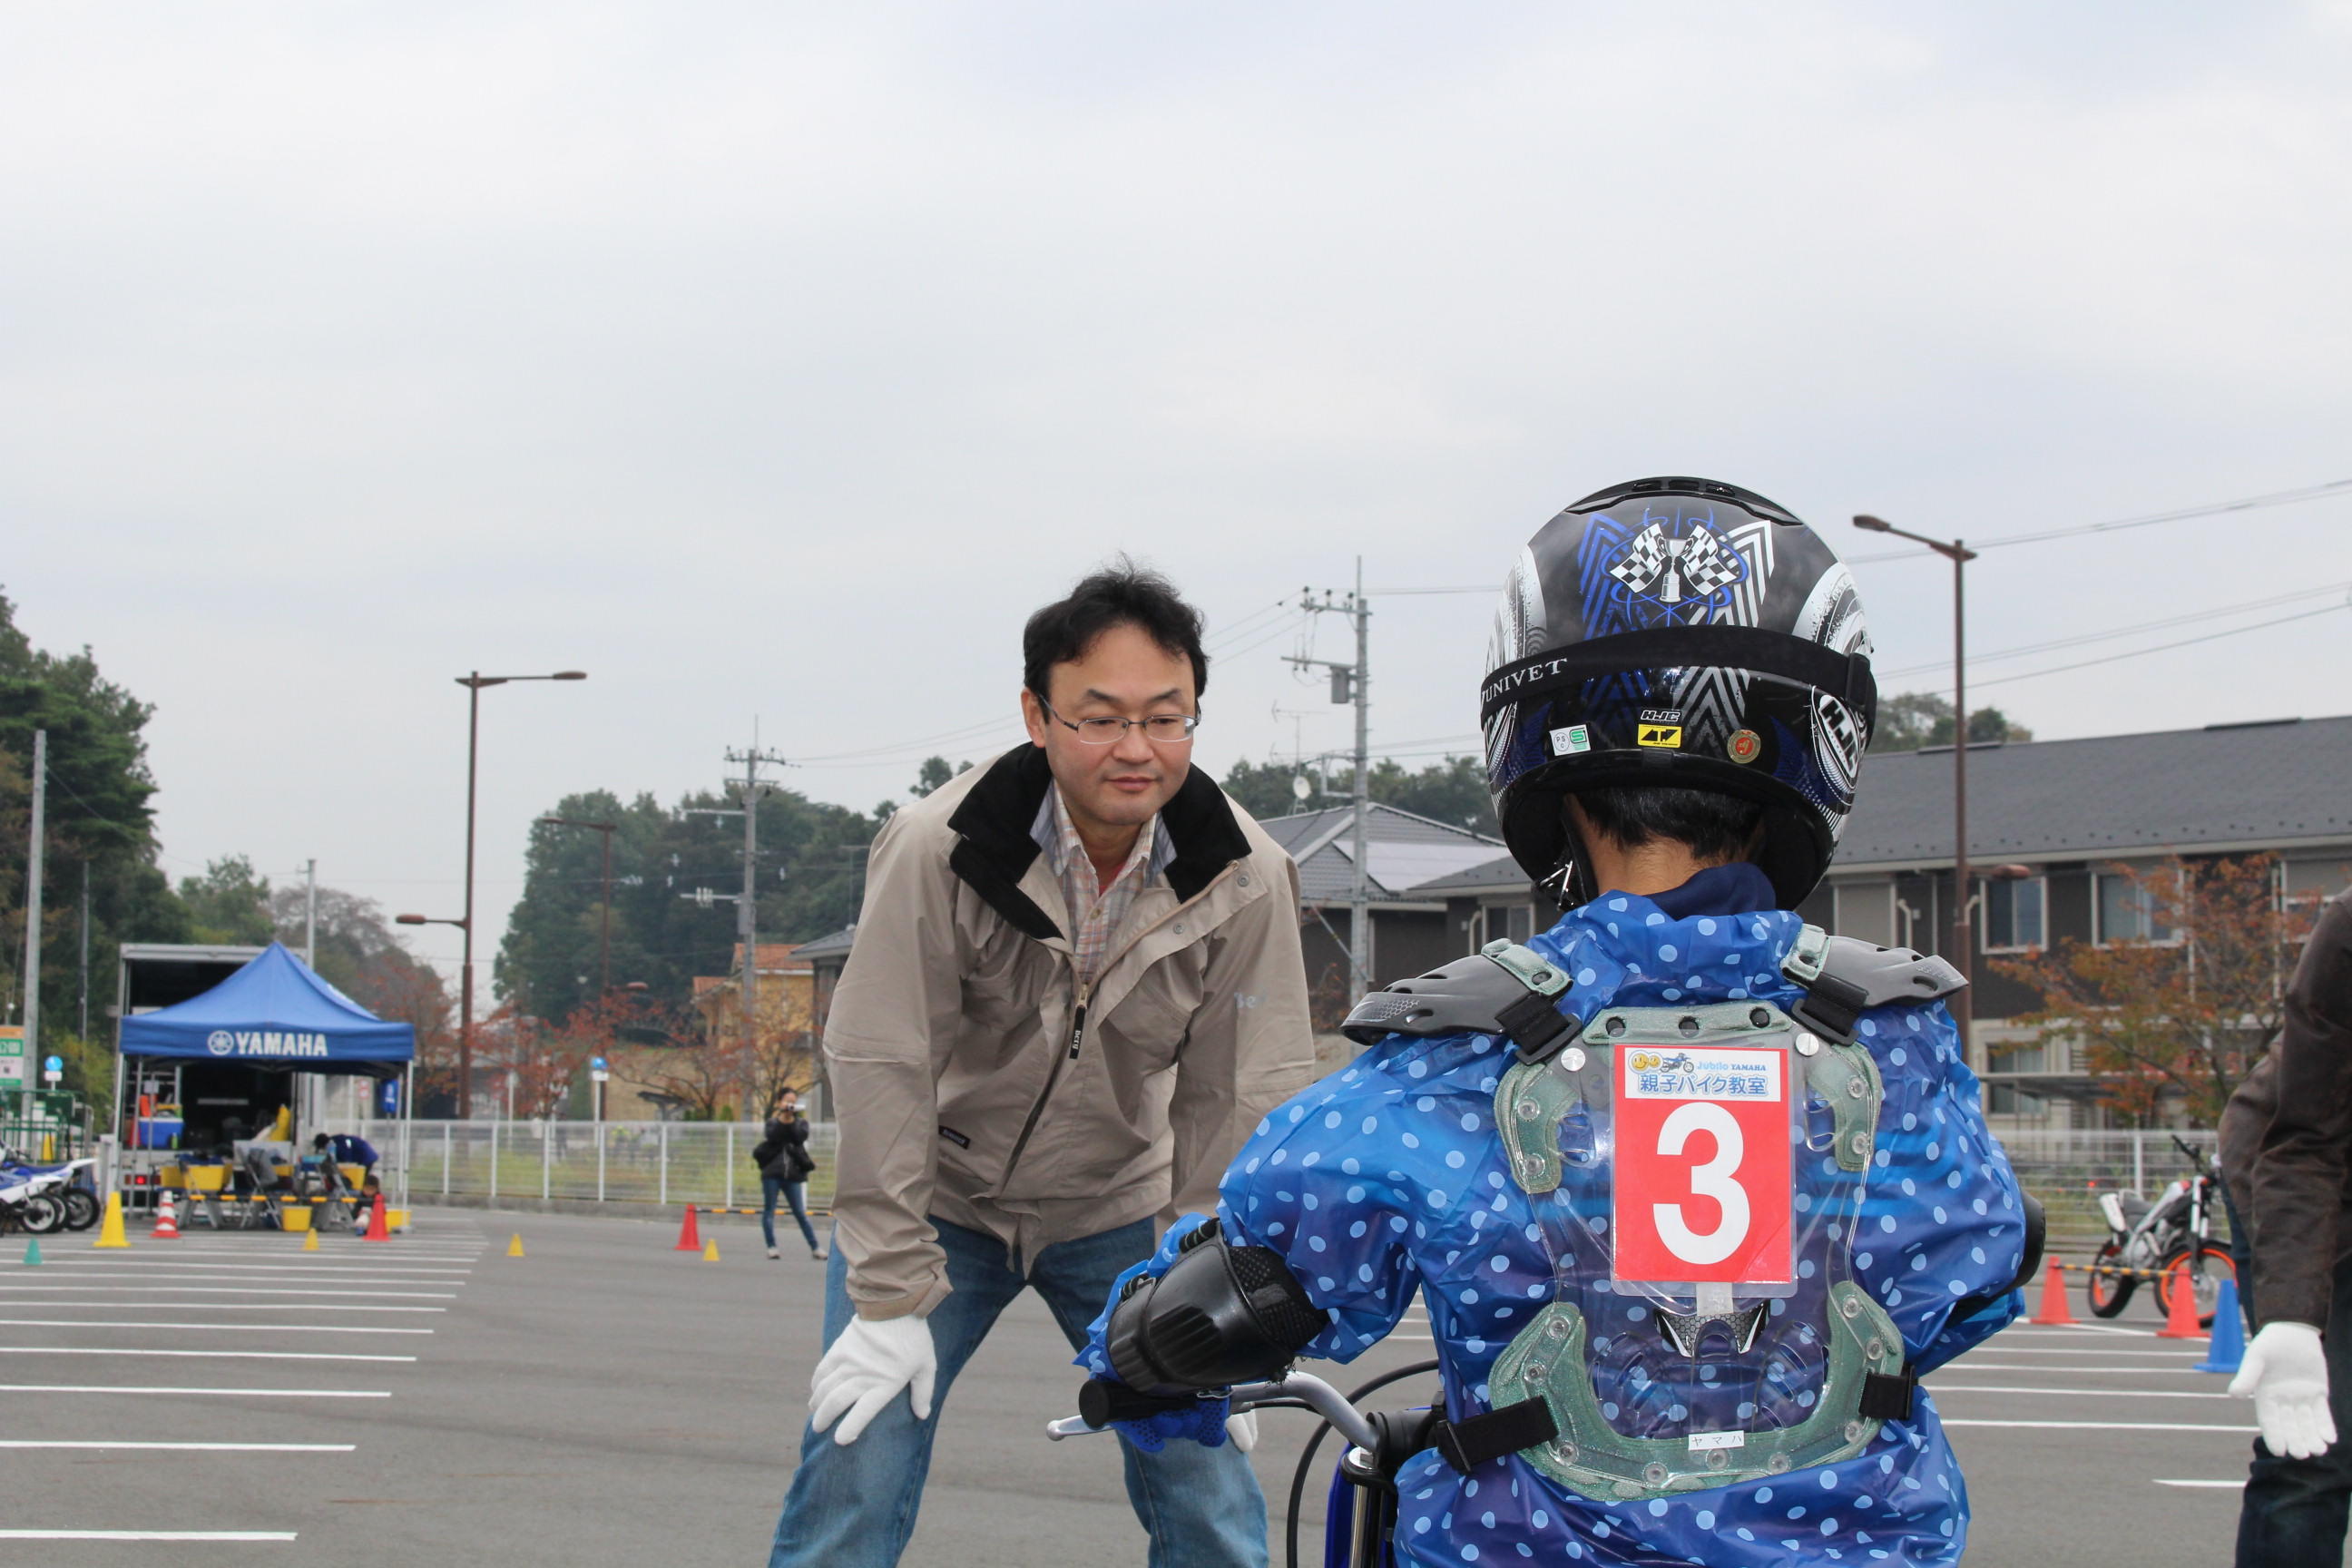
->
[591,1056,607,1072]
[0,1025,22,1085]
[42,1054,64,1085]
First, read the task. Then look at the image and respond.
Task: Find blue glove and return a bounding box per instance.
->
[1114,1394,1233,1452]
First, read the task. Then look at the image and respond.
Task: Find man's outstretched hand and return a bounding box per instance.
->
[2231,1321,2337,1459]
[810,1313,937,1446]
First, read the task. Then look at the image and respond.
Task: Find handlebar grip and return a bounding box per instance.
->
[1078,1377,1201,1429]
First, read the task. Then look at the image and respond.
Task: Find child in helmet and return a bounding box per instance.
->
[1083,478,2035,1566]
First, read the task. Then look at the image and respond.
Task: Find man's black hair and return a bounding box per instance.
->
[1023,559,1210,702]
[1572,785,1765,866]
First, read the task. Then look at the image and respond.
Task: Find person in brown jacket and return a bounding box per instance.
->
[766,564,1317,1568]
[2221,883,2352,1567]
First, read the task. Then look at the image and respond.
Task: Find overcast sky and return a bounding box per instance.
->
[5,3,2349,987]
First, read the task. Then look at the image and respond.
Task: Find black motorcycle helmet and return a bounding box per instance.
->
[1481,476,1877,908]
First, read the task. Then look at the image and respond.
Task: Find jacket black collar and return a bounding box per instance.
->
[945,744,1251,942]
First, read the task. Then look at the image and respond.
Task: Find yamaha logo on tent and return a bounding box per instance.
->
[204,1029,329,1060]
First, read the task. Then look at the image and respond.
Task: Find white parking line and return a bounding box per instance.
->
[3,1302,446,1311]
[1944,1419,2257,1432]
[2004,1323,2166,1338]
[0,1286,456,1298]
[0,1347,415,1362]
[33,1261,475,1274]
[0,1318,432,1334]
[2154,1479,2245,1488]
[0,1384,389,1397]
[1961,1347,2210,1358]
[1930,1384,2230,1400]
[1947,1363,2212,1375]
[0,1440,356,1452]
[0,1530,298,1541]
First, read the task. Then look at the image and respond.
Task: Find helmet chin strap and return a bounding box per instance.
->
[1543,818,1600,911]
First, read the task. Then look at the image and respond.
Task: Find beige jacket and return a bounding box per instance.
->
[824,745,1318,1320]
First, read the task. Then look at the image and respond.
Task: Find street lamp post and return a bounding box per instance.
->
[451,671,586,1119]
[1853,517,1980,1058]
[537,817,618,997]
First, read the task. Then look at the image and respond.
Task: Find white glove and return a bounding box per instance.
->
[1226,1409,1258,1453]
[809,1313,937,1446]
[2230,1321,2337,1459]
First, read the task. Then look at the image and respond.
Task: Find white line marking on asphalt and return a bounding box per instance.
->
[0,1530,299,1541]
[0,1347,416,1362]
[0,1384,388,1397]
[1965,1347,2210,1357]
[1943,1419,2256,1432]
[0,1440,357,1451]
[1947,1362,2211,1375]
[32,1261,475,1274]
[2004,1323,2160,1338]
[2153,1479,2245,1488]
[1929,1384,2230,1399]
[0,1302,446,1311]
[0,1286,456,1298]
[0,1319,431,1334]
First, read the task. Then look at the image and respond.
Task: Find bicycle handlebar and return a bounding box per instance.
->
[1050,1372,1383,1454]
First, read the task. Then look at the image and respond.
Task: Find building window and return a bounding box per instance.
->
[1986,1083,2046,1116]
[1505,905,1534,944]
[1987,1042,2046,1075]
[1982,877,2046,952]
[2096,872,2179,945]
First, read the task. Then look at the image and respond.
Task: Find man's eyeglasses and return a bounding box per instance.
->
[1039,700,1200,745]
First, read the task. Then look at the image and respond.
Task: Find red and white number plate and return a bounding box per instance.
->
[1612,1045,1793,1286]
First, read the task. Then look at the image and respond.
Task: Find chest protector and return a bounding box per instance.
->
[1345,927,1963,1502]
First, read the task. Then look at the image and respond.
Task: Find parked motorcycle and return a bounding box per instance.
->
[0,1147,100,1233]
[0,1167,67,1236]
[2085,1132,2236,1328]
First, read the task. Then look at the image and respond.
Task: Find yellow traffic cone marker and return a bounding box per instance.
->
[507,1233,525,1259]
[702,1239,720,1262]
[93,1192,130,1250]
[302,1228,320,1252]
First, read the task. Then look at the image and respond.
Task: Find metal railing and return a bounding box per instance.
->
[360,1119,838,1214]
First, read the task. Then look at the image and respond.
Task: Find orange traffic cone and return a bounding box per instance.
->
[2030,1259,2077,1326]
[2158,1259,2209,1340]
[361,1192,390,1243]
[673,1205,701,1251]
[152,1192,181,1240]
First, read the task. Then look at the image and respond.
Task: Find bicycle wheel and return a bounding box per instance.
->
[2086,1240,2135,1318]
[2157,1244,2237,1330]
[62,1189,99,1231]
[20,1192,67,1234]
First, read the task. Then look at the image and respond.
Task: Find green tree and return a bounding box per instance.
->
[1867,691,2034,754]
[909,757,971,798]
[0,586,191,1074]
[179,856,274,946]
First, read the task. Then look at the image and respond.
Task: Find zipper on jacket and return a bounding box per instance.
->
[1067,984,1090,1061]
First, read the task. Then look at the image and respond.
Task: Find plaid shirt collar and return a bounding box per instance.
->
[1032,785,1173,985]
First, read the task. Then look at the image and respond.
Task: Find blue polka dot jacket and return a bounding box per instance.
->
[1083,877,2029,1566]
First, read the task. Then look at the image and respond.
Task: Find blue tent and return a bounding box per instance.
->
[118,942,416,1075]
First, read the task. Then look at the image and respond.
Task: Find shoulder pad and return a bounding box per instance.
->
[1781,924,1965,1044]
[1340,941,1581,1062]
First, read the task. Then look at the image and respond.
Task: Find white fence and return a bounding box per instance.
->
[368,1119,2214,1254]
[378,1120,839,1213]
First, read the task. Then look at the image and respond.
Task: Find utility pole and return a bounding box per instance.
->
[683,731,792,1073]
[1286,565,1372,994]
[20,730,44,1058]
[78,860,90,1043]
[304,859,318,967]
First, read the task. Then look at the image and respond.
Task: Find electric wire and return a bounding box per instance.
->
[1852,477,2352,564]
[1967,601,2352,689]
[1877,580,2352,680]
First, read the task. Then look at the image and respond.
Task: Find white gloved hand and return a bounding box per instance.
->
[1225,1409,1259,1453]
[809,1313,937,1446]
[2230,1320,2337,1459]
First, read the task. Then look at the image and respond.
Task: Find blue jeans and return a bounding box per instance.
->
[763,1176,819,1252]
[767,1216,1268,1568]
[2231,1185,2352,1567]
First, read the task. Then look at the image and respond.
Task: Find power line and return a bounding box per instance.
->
[1853,477,2352,564]
[1969,599,2352,689]
[1878,580,2352,680]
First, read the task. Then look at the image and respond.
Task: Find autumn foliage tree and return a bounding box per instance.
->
[1994,854,2318,1125]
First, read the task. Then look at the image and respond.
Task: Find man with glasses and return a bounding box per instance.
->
[768,563,1317,1568]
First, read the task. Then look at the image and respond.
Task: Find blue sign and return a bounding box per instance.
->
[591,1056,607,1073]
[380,1079,400,1116]
[43,1056,62,1073]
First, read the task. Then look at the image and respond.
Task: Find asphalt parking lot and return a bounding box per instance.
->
[0,1210,2259,1565]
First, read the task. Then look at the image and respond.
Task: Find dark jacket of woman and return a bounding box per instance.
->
[758,1114,816,1182]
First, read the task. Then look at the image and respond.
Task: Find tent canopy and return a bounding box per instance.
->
[118,942,416,1074]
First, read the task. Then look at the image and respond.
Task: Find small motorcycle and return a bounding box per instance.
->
[0,1147,100,1233]
[2086,1132,2236,1329]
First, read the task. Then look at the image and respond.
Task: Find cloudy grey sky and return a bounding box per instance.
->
[5,3,2349,985]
